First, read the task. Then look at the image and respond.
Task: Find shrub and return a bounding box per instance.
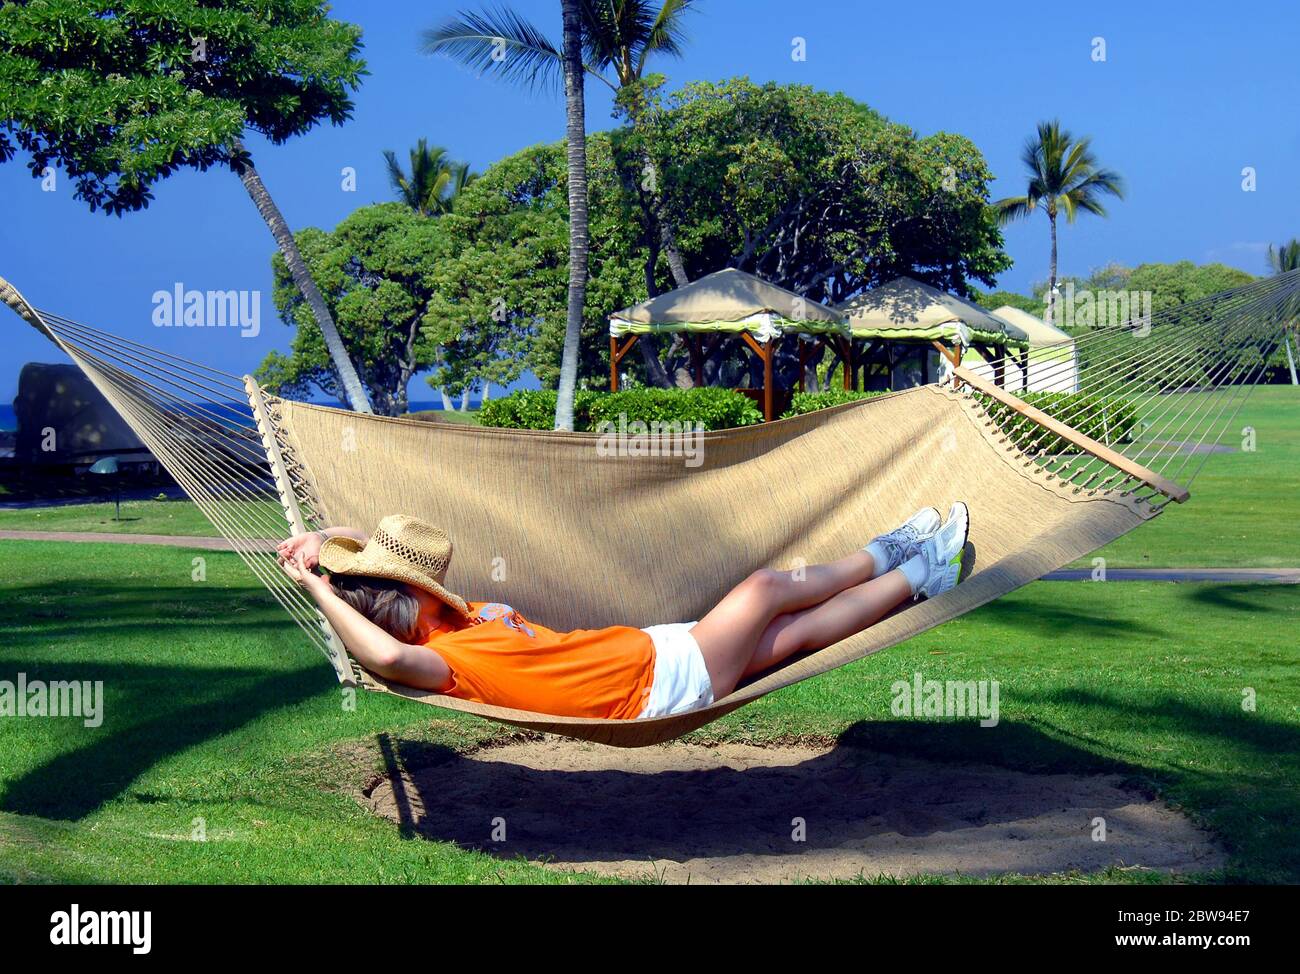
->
[477,388,762,431]
[588,387,762,431]
[780,389,890,418]
[976,390,1138,454]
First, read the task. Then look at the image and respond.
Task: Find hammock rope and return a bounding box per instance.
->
[4,268,1298,745]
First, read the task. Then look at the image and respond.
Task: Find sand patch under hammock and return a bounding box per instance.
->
[361,737,1224,884]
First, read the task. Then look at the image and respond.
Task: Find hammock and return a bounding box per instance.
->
[4,271,1298,747]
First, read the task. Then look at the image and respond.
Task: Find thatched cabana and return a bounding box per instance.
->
[609,268,850,421]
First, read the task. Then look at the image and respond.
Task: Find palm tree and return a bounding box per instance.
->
[383,139,476,216]
[552,0,589,431]
[1267,239,1300,275]
[994,120,1124,326]
[423,2,700,406]
[1267,239,1300,385]
[422,3,697,285]
[231,140,372,413]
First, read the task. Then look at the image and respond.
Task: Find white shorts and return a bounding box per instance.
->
[638,622,714,720]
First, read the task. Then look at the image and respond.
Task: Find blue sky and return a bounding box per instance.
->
[2,0,1297,402]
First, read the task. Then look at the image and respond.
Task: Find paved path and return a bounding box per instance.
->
[4,530,1298,583]
[1042,567,1300,584]
[0,530,273,551]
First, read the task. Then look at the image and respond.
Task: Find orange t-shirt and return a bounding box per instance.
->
[422,601,656,720]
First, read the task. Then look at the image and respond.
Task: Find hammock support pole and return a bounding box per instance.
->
[951,364,1191,504]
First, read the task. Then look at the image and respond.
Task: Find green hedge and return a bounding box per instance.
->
[780,389,890,418]
[478,388,763,431]
[976,390,1139,454]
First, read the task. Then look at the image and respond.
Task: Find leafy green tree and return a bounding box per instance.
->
[643,80,1009,302]
[1123,261,1254,314]
[994,120,1124,326]
[383,139,475,216]
[1266,240,1300,384]
[435,81,1010,393]
[422,1,698,288]
[972,290,1042,314]
[257,203,528,416]
[438,136,644,393]
[0,0,373,412]
[258,204,441,416]
[422,1,701,396]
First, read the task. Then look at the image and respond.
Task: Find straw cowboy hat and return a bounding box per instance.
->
[318,514,470,619]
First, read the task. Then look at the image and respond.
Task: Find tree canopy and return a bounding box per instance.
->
[0,0,365,213]
[264,78,1014,401]
[258,203,474,416]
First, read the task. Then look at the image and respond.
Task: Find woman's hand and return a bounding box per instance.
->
[276,530,326,570]
[279,556,330,598]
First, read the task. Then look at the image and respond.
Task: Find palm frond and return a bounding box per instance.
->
[382,149,418,209]
[1268,239,1300,274]
[421,7,564,93]
[993,195,1036,225]
[639,0,698,68]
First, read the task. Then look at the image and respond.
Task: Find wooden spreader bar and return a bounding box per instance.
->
[951,364,1190,504]
[246,376,357,684]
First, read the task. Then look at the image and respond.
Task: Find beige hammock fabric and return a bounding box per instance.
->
[20,267,1297,748]
[265,388,1151,746]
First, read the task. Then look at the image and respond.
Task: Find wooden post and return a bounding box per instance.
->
[763,337,776,421]
[609,334,640,392]
[840,336,853,390]
[797,339,809,392]
[690,333,705,388]
[740,331,776,421]
[1019,348,1030,392]
[932,340,963,388]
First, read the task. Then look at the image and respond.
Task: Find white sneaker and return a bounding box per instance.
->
[916,502,970,599]
[867,506,942,574]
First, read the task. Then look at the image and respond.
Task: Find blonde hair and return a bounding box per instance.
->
[329,574,420,642]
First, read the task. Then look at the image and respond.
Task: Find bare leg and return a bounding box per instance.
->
[742,569,912,680]
[689,550,884,697]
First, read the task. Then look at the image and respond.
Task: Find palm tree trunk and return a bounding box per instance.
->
[230,139,373,413]
[1046,209,1059,327]
[554,0,589,431]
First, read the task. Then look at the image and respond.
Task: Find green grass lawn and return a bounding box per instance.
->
[0,498,224,537]
[1081,385,1300,567]
[1,540,1296,884]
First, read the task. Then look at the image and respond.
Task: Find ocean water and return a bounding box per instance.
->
[0,400,477,432]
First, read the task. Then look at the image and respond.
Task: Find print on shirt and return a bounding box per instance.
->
[475,602,537,638]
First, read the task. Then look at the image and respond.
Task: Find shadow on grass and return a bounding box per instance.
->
[0,661,327,820]
[969,595,1164,641]
[0,575,330,820]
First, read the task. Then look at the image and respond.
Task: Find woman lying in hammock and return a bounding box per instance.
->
[277,505,969,721]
